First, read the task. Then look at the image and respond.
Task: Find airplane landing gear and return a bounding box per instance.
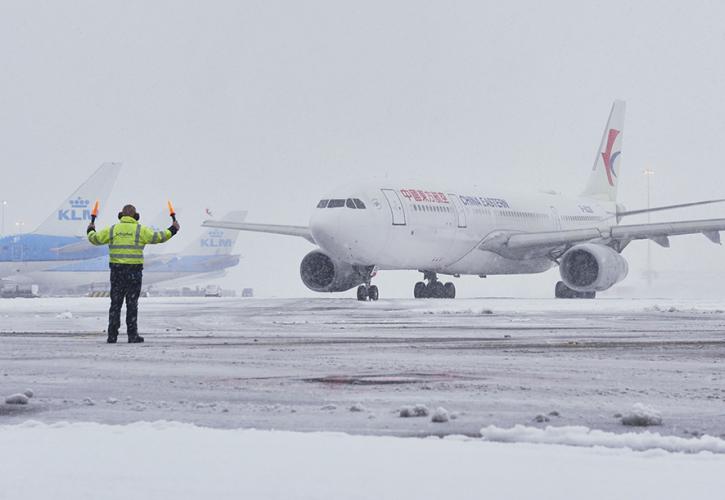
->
[414,271,455,299]
[357,284,379,301]
[555,281,595,299]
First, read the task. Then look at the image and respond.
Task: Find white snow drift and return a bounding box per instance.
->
[1,421,725,500]
[480,425,725,454]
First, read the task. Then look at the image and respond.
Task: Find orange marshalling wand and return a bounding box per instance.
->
[168,200,177,222]
[91,200,100,223]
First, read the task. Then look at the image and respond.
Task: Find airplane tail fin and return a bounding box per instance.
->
[33,162,122,236]
[181,210,247,256]
[581,100,626,203]
[148,209,174,232]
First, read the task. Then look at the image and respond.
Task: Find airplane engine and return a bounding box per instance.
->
[300,250,368,293]
[559,243,628,292]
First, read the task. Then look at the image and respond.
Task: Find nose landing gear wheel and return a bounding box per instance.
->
[414,282,426,298]
[368,285,379,301]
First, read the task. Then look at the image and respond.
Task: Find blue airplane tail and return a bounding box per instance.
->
[33,162,122,237]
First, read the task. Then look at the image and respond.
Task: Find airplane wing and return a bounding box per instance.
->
[480,218,725,259]
[202,220,315,244]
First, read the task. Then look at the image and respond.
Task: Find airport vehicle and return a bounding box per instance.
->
[0,163,121,286]
[30,211,247,293]
[204,101,725,300]
[1,283,39,298]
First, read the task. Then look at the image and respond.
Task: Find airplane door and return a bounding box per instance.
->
[447,194,467,228]
[381,189,406,225]
[550,206,562,231]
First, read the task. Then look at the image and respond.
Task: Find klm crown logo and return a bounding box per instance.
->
[208,229,224,238]
[58,197,92,221]
[70,197,90,209]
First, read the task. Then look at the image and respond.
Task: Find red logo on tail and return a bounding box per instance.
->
[601,129,621,187]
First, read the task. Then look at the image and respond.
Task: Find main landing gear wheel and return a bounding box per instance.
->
[413,272,456,299]
[555,281,596,299]
[357,284,379,301]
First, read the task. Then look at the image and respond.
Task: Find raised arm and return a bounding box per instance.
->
[87,225,111,246]
[140,222,179,245]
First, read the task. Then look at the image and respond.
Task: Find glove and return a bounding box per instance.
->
[168,221,180,235]
[86,223,96,234]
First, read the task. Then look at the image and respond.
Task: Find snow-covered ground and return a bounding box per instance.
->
[3,296,725,498]
[2,296,724,437]
[1,421,724,500]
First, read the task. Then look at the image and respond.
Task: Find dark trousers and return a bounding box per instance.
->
[108,264,143,339]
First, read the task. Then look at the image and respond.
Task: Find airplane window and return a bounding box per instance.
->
[328,199,345,208]
[317,200,329,208]
[346,198,356,209]
[353,199,366,209]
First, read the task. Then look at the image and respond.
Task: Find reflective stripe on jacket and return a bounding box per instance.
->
[88,216,173,264]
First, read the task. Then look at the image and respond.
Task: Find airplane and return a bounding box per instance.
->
[29,211,247,293]
[203,100,725,301]
[0,163,121,286]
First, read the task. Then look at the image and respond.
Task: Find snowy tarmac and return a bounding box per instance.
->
[2,296,724,439]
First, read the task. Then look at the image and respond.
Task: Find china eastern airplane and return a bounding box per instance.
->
[0,163,121,285]
[203,101,725,300]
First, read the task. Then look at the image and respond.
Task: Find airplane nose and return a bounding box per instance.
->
[310,207,370,263]
[310,210,351,259]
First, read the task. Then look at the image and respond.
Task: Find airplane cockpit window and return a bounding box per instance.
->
[353,198,366,209]
[317,199,329,208]
[328,199,345,208]
[346,198,356,209]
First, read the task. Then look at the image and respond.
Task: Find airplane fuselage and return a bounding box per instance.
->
[309,183,616,276]
[8,253,242,291]
[0,234,107,279]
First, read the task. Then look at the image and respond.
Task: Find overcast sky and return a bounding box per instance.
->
[2,1,725,297]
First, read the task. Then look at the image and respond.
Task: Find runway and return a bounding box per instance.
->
[1,297,724,438]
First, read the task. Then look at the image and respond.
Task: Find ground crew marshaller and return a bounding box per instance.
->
[87,204,179,343]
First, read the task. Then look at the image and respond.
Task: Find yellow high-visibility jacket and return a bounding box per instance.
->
[88,216,173,265]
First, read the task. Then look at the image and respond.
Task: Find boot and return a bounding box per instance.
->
[128,335,145,343]
[107,335,117,344]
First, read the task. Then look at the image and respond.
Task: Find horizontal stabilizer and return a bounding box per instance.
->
[617,199,725,219]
